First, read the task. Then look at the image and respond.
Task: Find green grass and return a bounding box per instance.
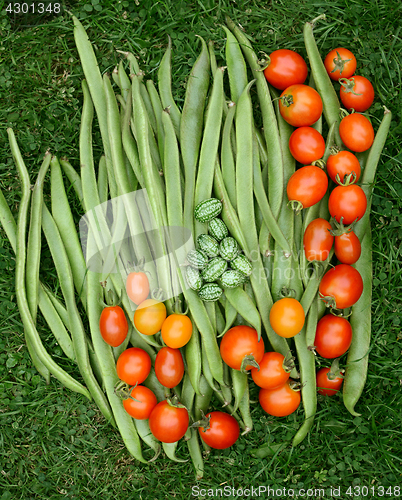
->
[1,0,402,498]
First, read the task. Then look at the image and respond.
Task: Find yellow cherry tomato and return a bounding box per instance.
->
[134,299,166,336]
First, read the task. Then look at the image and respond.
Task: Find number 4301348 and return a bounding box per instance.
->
[6,3,61,14]
[346,485,400,497]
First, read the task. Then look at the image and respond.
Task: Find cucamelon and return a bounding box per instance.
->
[185,266,203,291]
[198,283,223,301]
[208,217,228,241]
[219,236,239,261]
[230,254,253,276]
[194,198,222,223]
[220,269,247,288]
[197,234,219,258]
[201,257,227,283]
[186,249,208,269]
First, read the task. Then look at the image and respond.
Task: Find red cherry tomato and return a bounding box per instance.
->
[99,305,128,347]
[324,48,356,80]
[319,264,363,310]
[328,184,367,225]
[259,381,301,417]
[219,325,264,371]
[251,352,290,390]
[122,385,157,420]
[287,166,328,209]
[303,218,334,262]
[198,412,240,449]
[154,347,184,388]
[134,298,167,336]
[334,231,362,265]
[269,298,305,338]
[314,315,353,358]
[326,150,361,185]
[116,347,151,386]
[148,400,189,443]
[126,271,150,305]
[161,314,193,348]
[340,76,375,112]
[339,113,374,152]
[263,49,308,90]
[288,127,326,165]
[316,367,343,396]
[279,84,323,127]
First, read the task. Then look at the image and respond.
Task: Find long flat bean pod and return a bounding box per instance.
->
[51,156,88,310]
[220,102,237,209]
[42,203,113,420]
[354,107,392,241]
[97,156,109,206]
[303,15,342,147]
[133,419,161,462]
[59,159,85,212]
[343,228,372,416]
[72,15,117,198]
[224,287,261,339]
[8,128,89,396]
[186,429,204,480]
[180,36,210,235]
[158,36,181,136]
[222,25,248,104]
[26,153,51,324]
[193,66,224,238]
[226,16,284,219]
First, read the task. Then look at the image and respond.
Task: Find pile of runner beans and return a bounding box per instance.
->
[1,13,391,478]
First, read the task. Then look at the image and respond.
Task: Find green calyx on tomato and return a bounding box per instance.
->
[328,216,355,237]
[339,77,362,96]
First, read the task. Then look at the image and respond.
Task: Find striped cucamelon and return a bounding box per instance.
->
[219,236,239,261]
[201,257,227,282]
[197,234,219,258]
[194,198,222,223]
[220,270,247,288]
[208,217,228,241]
[186,249,208,269]
[198,283,223,301]
[230,253,253,276]
[185,266,203,291]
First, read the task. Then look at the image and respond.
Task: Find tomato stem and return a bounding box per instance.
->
[328,358,344,380]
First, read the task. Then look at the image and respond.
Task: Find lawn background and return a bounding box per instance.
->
[1,0,402,499]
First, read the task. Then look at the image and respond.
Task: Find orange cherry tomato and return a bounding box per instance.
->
[269,298,305,338]
[279,84,323,127]
[339,75,374,113]
[288,126,325,165]
[116,347,151,386]
[287,165,328,209]
[251,352,290,390]
[154,347,185,388]
[303,218,334,262]
[219,325,264,371]
[134,299,166,335]
[263,49,308,90]
[161,314,193,348]
[339,113,374,152]
[326,150,361,185]
[99,305,128,347]
[316,367,343,396]
[259,381,301,417]
[126,271,150,305]
[148,400,189,443]
[324,48,356,80]
[314,315,353,359]
[122,385,157,420]
[334,230,362,265]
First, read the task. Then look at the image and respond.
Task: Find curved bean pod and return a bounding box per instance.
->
[303,15,342,147]
[51,156,88,309]
[158,36,181,136]
[224,286,261,339]
[8,128,89,395]
[26,153,51,324]
[186,429,204,480]
[343,228,372,416]
[180,36,210,234]
[72,15,117,198]
[133,419,161,462]
[194,375,214,421]
[59,159,85,212]
[222,25,248,104]
[226,16,283,219]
